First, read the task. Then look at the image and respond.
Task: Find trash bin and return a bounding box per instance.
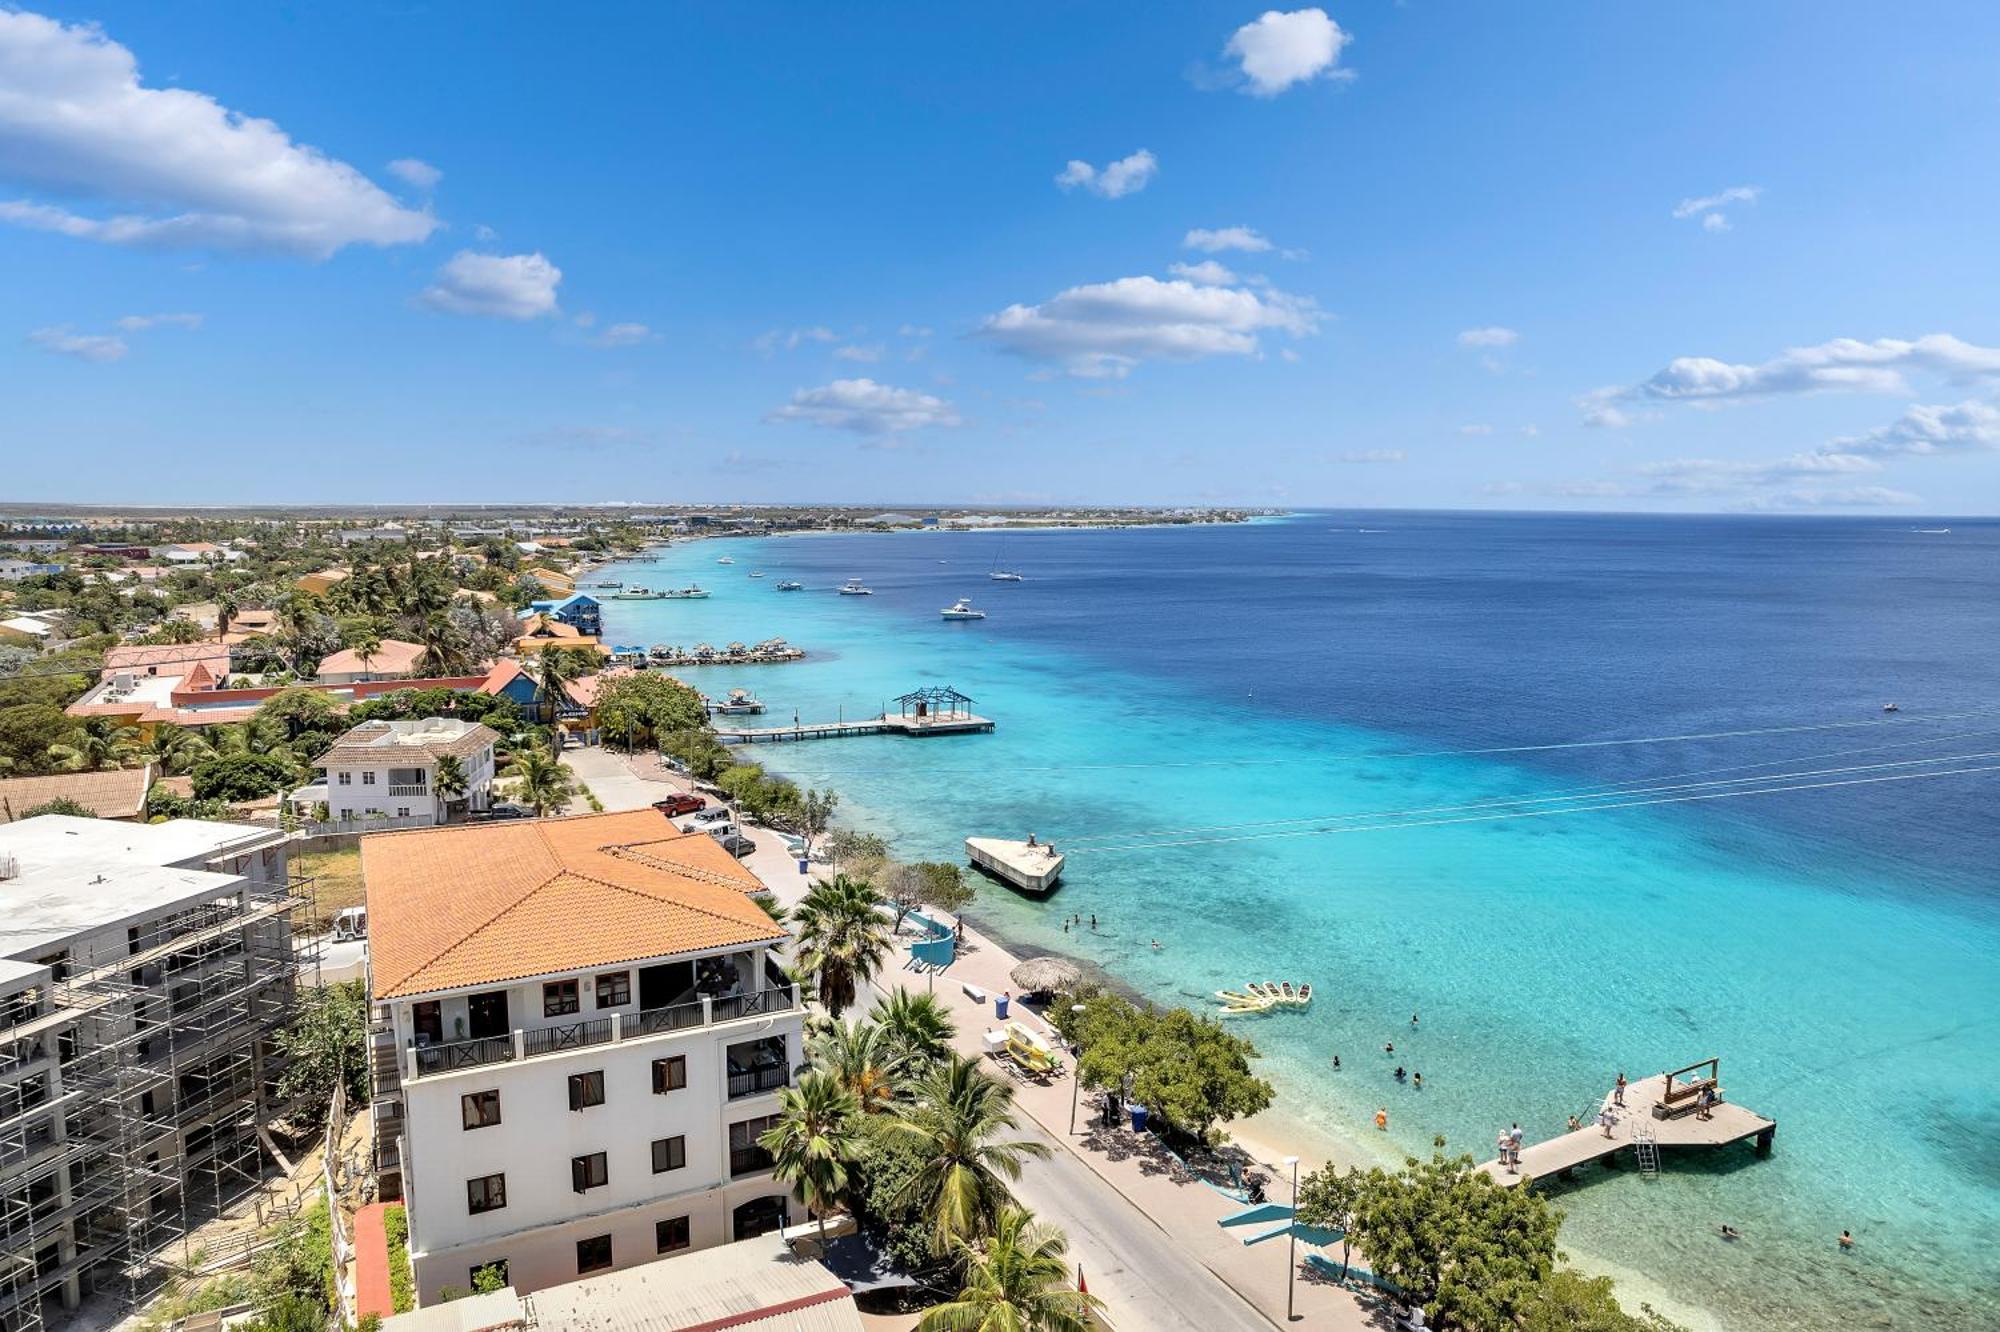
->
[797,857,809,876]
[1129,1103,1149,1133]
[995,994,1010,1020]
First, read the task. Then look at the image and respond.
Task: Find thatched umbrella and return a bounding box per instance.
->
[1011,956,1083,995]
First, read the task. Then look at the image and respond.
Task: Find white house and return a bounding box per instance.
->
[363,812,802,1304]
[159,542,244,564]
[304,718,498,826]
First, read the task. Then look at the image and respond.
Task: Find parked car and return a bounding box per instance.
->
[713,832,757,859]
[652,793,707,818]
[688,806,733,828]
[480,803,531,821]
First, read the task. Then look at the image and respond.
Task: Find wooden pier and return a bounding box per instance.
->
[1477,1059,1775,1188]
[716,684,993,744]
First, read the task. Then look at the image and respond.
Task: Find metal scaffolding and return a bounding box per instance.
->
[0,872,308,1332]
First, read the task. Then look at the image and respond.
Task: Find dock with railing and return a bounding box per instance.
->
[717,683,994,744]
[1478,1058,1775,1188]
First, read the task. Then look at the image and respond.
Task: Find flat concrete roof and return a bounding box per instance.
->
[0,815,277,962]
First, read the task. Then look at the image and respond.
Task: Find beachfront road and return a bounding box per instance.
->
[1004,1112,1277,1332]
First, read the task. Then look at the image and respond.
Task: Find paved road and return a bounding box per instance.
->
[559,742,665,812]
[1005,1110,1276,1332]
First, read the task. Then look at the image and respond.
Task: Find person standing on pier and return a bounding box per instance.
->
[1598,1106,1616,1138]
[1614,1071,1627,1106]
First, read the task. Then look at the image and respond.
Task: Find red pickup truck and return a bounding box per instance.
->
[652,793,707,818]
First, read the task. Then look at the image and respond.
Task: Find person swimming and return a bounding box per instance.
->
[1412,1071,1423,1089]
[1719,1224,1741,1241]
[1394,1066,1407,1081]
[1384,1042,1395,1055]
[1839,1230,1854,1249]
[1331,1054,1341,1070]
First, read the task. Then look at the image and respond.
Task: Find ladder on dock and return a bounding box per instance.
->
[1634,1124,1660,1178]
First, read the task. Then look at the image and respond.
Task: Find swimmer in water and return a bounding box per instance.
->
[1719,1224,1741,1241]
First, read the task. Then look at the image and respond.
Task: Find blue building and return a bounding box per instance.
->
[516,592,602,637]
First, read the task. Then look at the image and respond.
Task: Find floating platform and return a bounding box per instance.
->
[716,711,994,744]
[966,837,1065,894]
[1477,1060,1774,1188]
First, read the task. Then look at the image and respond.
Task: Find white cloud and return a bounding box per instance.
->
[1458,423,1494,437]
[1578,389,1633,429]
[1636,452,1884,494]
[419,251,561,320]
[1457,326,1520,349]
[1168,260,1238,286]
[753,326,839,356]
[976,273,1320,379]
[834,343,884,363]
[766,378,963,436]
[115,312,201,331]
[1829,399,2000,456]
[1055,149,1158,199]
[387,157,441,191]
[1728,486,1920,512]
[1622,335,2000,406]
[28,325,125,361]
[1183,226,1273,254]
[0,11,436,258]
[1672,184,1759,232]
[589,321,653,349]
[1223,8,1352,97]
[1335,449,1404,463]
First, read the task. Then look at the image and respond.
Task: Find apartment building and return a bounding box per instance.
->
[0,816,300,1332]
[363,812,802,1305]
[300,719,499,828]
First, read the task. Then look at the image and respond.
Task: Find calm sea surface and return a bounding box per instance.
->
[598,513,2000,1331]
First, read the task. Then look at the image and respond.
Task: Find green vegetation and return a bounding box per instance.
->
[18,796,96,819]
[791,875,894,1016]
[1056,990,1272,1144]
[295,848,364,931]
[917,1206,1103,1332]
[382,1204,415,1314]
[594,671,708,749]
[885,1053,1051,1256]
[885,861,974,931]
[191,751,297,802]
[275,980,368,1107]
[506,747,581,816]
[760,1072,863,1248]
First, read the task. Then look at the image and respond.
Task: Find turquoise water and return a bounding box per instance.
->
[597,517,2000,1330]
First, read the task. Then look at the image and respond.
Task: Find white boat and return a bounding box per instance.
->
[989,570,1025,582]
[716,556,735,565]
[748,570,765,578]
[591,580,623,589]
[613,586,665,600]
[708,688,765,715]
[838,579,873,596]
[1883,702,1900,712]
[941,598,986,621]
[660,585,710,599]
[776,580,803,591]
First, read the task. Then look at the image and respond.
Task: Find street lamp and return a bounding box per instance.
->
[1283,1155,1301,1322]
[1067,1003,1088,1134]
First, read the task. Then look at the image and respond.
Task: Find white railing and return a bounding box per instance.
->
[386,784,429,797]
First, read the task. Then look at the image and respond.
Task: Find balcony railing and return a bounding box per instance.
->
[729,1144,775,1177]
[727,1065,790,1100]
[386,784,430,798]
[401,985,799,1080]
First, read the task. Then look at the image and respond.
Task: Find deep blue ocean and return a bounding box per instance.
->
[598,513,2000,1330]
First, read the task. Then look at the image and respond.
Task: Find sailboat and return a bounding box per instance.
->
[988,531,1025,582]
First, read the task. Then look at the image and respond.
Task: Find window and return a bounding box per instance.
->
[595,971,630,1009]
[651,1056,687,1094]
[651,1136,686,1174]
[362,771,376,785]
[396,807,411,818]
[567,1070,605,1110]
[461,1090,501,1130]
[571,1152,608,1193]
[576,1234,612,1275]
[543,979,580,1017]
[337,771,352,786]
[729,1115,780,1177]
[655,1216,691,1254]
[466,1173,506,1214]
[470,1260,508,1290]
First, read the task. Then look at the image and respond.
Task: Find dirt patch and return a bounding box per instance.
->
[295,848,364,931]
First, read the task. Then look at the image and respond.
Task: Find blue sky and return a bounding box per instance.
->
[5,3,2000,511]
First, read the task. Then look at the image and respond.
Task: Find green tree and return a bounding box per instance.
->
[46,716,144,772]
[148,721,216,775]
[20,796,96,819]
[0,704,77,776]
[527,646,596,735]
[809,1018,905,1115]
[774,786,839,858]
[274,980,369,1106]
[873,988,956,1069]
[1294,1163,1365,1282]
[1069,994,1273,1143]
[760,1071,862,1250]
[1518,1268,1691,1332]
[217,592,240,637]
[887,1054,1050,1254]
[792,875,893,1016]
[253,686,345,751]
[850,1116,939,1273]
[593,672,708,750]
[192,751,297,802]
[509,747,580,816]
[433,753,469,808]
[413,609,474,676]
[917,1206,1102,1332]
[338,616,386,677]
[886,860,974,931]
[1344,1154,1562,1332]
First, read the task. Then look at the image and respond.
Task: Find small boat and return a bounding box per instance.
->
[776,580,803,591]
[660,585,710,599]
[1883,702,1900,713]
[591,580,623,589]
[989,570,1025,582]
[1280,982,1297,1002]
[648,644,675,661]
[708,688,765,716]
[941,598,986,621]
[1295,983,1312,1005]
[748,570,765,578]
[613,585,665,600]
[716,556,735,565]
[838,579,873,596]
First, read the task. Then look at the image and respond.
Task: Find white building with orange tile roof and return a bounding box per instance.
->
[363,812,801,1304]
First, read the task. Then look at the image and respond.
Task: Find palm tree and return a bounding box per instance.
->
[809,1019,904,1115]
[414,609,472,676]
[341,619,384,679]
[918,1207,1103,1332]
[147,723,215,776]
[874,989,957,1069]
[216,592,240,638]
[433,754,469,812]
[47,718,144,773]
[889,1054,1051,1254]
[510,748,579,817]
[791,875,893,1017]
[758,1072,861,1251]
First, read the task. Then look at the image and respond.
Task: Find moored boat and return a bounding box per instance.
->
[660,585,711,599]
[838,579,874,595]
[776,580,804,591]
[941,597,986,620]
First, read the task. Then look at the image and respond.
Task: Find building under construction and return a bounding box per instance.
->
[0,815,308,1332]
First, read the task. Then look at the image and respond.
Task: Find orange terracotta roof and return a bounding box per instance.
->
[315,639,426,677]
[478,659,525,694]
[0,763,155,823]
[363,810,786,1001]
